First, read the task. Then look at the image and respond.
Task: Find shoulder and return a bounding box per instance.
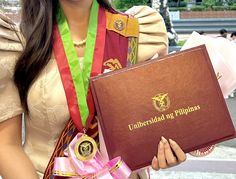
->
[125,6,167,40]
[0,11,23,79]
[125,6,164,22]
[126,6,168,61]
[0,11,23,52]
[106,6,168,61]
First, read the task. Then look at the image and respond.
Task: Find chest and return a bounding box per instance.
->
[27,59,69,128]
[26,30,137,128]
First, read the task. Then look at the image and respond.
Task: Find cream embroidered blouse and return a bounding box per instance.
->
[0,6,168,178]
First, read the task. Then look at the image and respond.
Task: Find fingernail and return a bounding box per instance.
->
[161,136,167,144]
[152,156,158,162]
[159,140,163,147]
[169,138,176,145]
[152,156,159,170]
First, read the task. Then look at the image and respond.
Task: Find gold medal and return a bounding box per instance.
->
[74,134,98,161]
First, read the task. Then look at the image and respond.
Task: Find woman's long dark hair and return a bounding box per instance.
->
[14,0,111,112]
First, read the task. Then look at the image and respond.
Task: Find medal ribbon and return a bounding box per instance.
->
[53,0,104,131]
[53,133,132,179]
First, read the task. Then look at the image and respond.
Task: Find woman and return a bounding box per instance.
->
[0,0,186,178]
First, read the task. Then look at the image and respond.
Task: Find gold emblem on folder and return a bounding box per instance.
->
[74,134,98,161]
[152,93,170,112]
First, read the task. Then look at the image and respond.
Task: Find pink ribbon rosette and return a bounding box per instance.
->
[53,133,131,178]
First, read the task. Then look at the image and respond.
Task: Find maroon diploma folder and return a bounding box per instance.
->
[90,45,236,170]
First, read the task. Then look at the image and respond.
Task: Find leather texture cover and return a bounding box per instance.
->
[90,45,236,171]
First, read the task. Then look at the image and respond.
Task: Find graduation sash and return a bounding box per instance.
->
[43,1,139,178]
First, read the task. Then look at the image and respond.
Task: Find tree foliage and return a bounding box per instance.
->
[202,0,223,8]
[112,0,149,11]
[202,0,235,9]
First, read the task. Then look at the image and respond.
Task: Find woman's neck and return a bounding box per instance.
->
[59,0,93,41]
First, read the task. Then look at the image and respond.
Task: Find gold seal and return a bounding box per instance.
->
[114,20,125,31]
[152,93,170,112]
[189,145,215,157]
[74,134,98,161]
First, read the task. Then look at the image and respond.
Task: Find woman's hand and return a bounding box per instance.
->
[151,136,186,170]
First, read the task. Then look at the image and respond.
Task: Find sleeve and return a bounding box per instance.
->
[0,12,24,122]
[126,6,168,62]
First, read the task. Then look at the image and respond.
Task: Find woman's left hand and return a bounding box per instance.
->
[151,136,187,170]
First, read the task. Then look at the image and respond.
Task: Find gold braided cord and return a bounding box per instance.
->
[127,37,138,65]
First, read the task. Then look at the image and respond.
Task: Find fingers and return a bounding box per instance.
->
[157,140,168,169]
[161,137,177,167]
[169,139,186,163]
[151,156,159,171]
[151,137,186,170]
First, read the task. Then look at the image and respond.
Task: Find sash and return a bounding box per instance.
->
[43,4,139,178]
